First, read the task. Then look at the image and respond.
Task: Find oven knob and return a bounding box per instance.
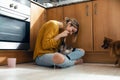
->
[14,5,18,9]
[10,3,14,8]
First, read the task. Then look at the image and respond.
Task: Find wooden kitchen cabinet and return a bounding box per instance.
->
[75,2,93,51]
[83,0,120,63]
[93,0,109,51]
[47,7,63,21]
[30,2,47,51]
[63,2,93,51]
[93,0,120,51]
[61,1,116,63]
[47,3,93,51]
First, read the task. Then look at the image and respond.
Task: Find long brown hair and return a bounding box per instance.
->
[64,17,80,48]
[65,17,79,36]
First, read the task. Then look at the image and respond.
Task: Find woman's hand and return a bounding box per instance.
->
[54,30,69,40]
[59,30,69,38]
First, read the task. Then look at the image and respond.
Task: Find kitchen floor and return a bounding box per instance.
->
[0,63,120,80]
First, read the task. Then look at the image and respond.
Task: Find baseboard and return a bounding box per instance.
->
[0,50,33,65]
[83,51,116,64]
[0,50,116,65]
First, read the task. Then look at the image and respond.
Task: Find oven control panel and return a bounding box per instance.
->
[0,0,30,21]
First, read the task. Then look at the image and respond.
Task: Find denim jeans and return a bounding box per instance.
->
[35,48,85,68]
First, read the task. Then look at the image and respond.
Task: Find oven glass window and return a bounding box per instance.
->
[0,15,30,43]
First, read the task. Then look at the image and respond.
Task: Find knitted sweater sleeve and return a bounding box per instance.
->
[42,21,60,49]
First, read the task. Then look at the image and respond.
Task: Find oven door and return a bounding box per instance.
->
[0,14,30,50]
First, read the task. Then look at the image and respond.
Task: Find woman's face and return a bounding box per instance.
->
[65,22,77,35]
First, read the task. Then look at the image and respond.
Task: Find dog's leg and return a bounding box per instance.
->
[119,58,120,67]
[115,58,119,65]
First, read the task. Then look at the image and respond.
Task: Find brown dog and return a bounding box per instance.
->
[101,37,120,66]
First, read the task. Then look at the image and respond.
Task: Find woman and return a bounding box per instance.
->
[34,17,85,68]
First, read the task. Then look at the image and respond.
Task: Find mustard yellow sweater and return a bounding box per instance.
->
[33,20,61,59]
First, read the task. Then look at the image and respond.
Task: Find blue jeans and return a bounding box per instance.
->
[35,48,85,68]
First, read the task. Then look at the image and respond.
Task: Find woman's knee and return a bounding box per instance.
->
[77,48,85,56]
[52,53,65,64]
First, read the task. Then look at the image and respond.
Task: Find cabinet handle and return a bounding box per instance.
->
[94,3,97,15]
[86,5,89,16]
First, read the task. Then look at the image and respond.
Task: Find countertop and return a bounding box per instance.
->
[31,0,91,9]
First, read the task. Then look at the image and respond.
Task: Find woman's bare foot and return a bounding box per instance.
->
[75,59,83,65]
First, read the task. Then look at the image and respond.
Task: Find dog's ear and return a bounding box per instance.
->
[104,37,113,42]
[104,37,110,40]
[104,37,107,39]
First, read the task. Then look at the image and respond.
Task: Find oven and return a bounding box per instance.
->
[0,0,30,50]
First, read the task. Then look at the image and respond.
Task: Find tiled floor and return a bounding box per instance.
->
[0,63,120,80]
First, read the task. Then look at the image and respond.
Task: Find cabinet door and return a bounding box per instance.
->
[93,0,109,51]
[93,0,120,51]
[30,3,46,50]
[63,3,93,51]
[47,7,63,21]
[108,1,120,40]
